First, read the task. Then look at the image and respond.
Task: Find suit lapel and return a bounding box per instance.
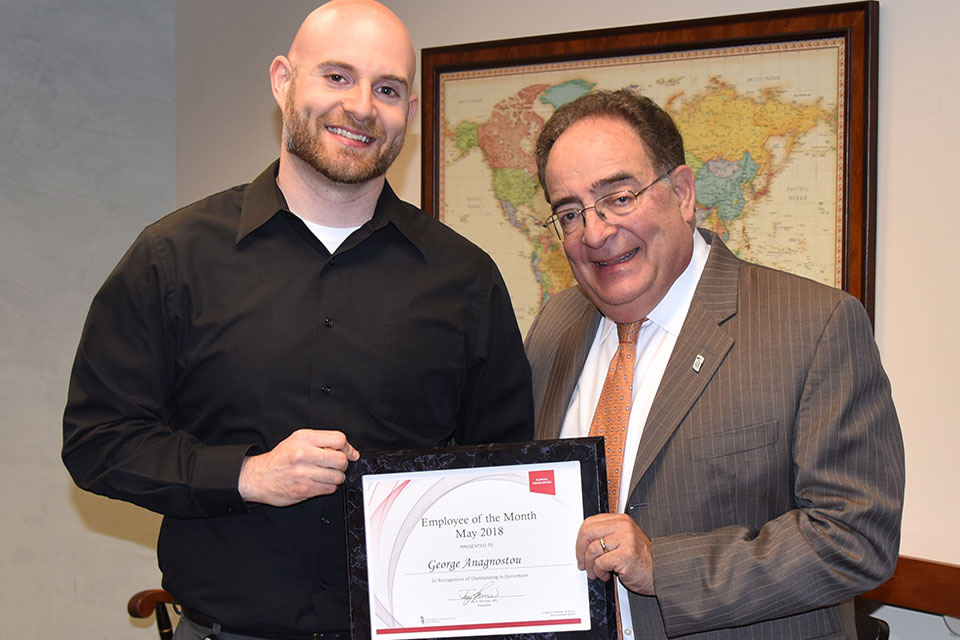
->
[627,231,740,494]
[535,305,599,440]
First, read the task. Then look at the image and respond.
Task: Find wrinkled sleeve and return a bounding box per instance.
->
[454,260,534,446]
[62,228,252,518]
[651,295,904,636]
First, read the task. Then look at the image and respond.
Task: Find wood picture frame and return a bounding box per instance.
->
[421,1,879,322]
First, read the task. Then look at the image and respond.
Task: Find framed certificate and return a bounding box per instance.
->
[345,438,615,639]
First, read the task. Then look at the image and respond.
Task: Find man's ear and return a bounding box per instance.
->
[269,56,293,110]
[406,93,419,127]
[670,165,698,225]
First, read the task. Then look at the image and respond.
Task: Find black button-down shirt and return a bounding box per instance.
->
[62,161,534,636]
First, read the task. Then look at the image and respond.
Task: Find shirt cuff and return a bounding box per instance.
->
[192,443,258,516]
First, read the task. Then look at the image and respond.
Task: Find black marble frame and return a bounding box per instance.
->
[344,437,615,640]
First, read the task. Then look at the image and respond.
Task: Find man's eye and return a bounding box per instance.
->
[558,210,580,223]
[327,74,347,83]
[376,86,399,97]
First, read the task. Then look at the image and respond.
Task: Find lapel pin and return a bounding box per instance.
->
[692,354,704,372]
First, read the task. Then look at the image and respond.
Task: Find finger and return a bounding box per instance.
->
[587,542,614,582]
[311,465,347,485]
[575,526,597,570]
[295,467,348,498]
[587,539,604,579]
[339,439,360,461]
[596,536,618,569]
[575,514,619,562]
[309,478,345,495]
[313,447,352,472]
[591,547,616,581]
[307,429,359,461]
[580,536,607,580]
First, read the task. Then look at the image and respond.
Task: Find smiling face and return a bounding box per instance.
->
[272,0,418,185]
[543,116,698,322]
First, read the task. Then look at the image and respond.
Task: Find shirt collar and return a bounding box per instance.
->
[360,181,428,260]
[235,160,427,260]
[647,228,710,335]
[236,160,287,243]
[598,228,709,340]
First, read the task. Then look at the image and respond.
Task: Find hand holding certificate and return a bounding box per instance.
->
[345,439,616,640]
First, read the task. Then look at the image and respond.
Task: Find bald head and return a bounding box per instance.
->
[290,0,416,86]
[269,0,419,193]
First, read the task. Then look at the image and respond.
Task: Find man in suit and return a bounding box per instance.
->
[525,89,904,638]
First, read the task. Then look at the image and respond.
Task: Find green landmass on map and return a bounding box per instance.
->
[491,168,539,209]
[453,120,479,156]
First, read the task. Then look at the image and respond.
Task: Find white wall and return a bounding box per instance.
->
[3,0,956,638]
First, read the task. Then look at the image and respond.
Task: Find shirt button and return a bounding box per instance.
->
[318,582,328,591]
[320,516,330,525]
[624,628,632,636]
[321,384,331,394]
[325,318,334,328]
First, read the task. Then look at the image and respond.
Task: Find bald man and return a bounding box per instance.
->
[62,2,533,637]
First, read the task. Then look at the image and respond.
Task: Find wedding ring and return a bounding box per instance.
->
[599,537,609,553]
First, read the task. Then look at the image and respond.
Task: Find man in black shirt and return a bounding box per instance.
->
[62,1,533,638]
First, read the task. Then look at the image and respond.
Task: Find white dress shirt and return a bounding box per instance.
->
[558,229,709,636]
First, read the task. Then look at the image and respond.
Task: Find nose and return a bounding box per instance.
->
[341,83,375,121]
[580,209,617,248]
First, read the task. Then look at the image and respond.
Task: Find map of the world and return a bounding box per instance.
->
[438,39,844,334]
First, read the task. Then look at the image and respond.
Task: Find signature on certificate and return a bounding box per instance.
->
[459,581,500,606]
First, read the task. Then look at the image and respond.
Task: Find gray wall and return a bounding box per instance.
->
[1,1,174,638]
[3,0,958,638]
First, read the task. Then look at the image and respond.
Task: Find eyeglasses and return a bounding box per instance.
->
[543,169,675,241]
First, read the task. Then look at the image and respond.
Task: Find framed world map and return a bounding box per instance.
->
[421,2,878,335]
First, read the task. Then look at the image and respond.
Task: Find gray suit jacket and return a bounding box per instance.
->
[525,230,904,639]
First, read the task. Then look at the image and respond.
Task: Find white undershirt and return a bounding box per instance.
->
[299,218,362,253]
[558,229,709,636]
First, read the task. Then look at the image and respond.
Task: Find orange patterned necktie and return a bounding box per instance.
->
[588,320,643,512]
[589,320,643,639]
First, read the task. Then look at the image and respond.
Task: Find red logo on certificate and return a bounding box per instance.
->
[528,470,555,495]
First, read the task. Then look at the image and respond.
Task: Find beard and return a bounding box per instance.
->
[282,83,405,185]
